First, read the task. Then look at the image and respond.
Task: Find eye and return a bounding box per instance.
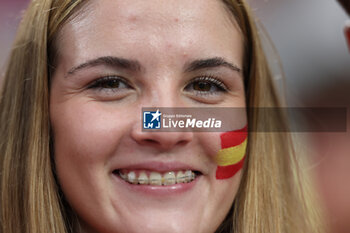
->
[184,76,228,94]
[88,76,131,91]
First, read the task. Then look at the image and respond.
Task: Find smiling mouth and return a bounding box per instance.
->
[114,169,202,186]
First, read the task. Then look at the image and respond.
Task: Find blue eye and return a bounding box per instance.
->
[88,76,131,90]
[185,76,227,94]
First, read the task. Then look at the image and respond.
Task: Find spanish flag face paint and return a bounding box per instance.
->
[215,125,247,179]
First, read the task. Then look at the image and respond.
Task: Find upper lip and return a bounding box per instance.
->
[112,161,204,174]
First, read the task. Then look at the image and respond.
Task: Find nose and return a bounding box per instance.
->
[130,80,194,151]
[131,130,193,151]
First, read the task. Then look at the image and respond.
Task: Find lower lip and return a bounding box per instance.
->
[112,173,201,196]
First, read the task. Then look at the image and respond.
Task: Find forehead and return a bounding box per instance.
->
[57,0,243,67]
[75,0,238,29]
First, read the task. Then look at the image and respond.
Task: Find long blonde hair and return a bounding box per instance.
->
[0,1,322,233]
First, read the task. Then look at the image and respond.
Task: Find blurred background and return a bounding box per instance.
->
[0,0,29,76]
[0,0,349,233]
[247,2,350,233]
[248,0,349,105]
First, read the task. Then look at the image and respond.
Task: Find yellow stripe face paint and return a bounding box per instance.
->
[215,139,247,166]
[215,125,247,179]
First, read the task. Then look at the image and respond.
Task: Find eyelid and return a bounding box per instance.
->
[185,75,228,91]
[87,75,131,89]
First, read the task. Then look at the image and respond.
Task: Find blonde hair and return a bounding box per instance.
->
[0,0,323,233]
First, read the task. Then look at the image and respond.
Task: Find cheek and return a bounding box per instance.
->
[215,125,247,180]
[50,102,134,183]
[52,106,121,158]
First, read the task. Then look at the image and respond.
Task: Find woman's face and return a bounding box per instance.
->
[50,0,246,232]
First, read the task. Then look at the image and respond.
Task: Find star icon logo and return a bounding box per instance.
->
[150,109,162,122]
[143,109,162,129]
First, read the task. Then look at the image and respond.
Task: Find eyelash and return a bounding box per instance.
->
[87,75,228,96]
[87,76,131,91]
[184,76,228,94]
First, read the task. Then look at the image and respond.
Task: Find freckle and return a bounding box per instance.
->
[128,15,137,22]
[174,18,179,22]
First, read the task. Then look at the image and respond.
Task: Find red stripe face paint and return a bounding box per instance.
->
[215,125,247,180]
[216,157,245,179]
[220,125,247,149]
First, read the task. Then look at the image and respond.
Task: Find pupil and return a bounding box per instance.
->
[194,81,211,91]
[106,80,119,88]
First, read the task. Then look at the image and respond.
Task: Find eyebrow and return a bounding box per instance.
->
[66,56,142,77]
[184,57,241,73]
[66,56,241,77]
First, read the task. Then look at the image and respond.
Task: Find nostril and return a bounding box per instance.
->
[131,130,193,150]
[177,139,189,146]
[143,139,158,144]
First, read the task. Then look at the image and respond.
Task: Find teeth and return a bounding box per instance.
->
[163,172,176,185]
[149,172,162,185]
[138,172,149,185]
[119,171,127,180]
[127,171,137,184]
[185,170,192,183]
[176,171,186,183]
[118,170,197,186]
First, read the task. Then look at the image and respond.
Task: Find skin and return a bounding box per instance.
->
[311,119,350,233]
[50,0,247,232]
